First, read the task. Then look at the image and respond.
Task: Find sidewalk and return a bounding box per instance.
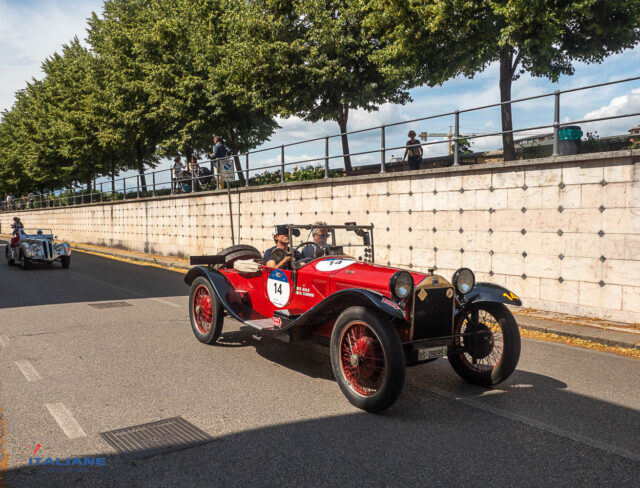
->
[2,235,639,351]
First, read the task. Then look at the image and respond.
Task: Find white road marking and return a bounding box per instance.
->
[45,403,87,439]
[424,385,640,463]
[15,360,42,382]
[0,335,8,347]
[67,270,179,307]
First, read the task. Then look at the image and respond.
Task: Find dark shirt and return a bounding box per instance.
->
[263,246,302,270]
[212,141,227,159]
[406,139,422,159]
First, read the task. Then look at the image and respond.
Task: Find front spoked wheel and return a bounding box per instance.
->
[330,307,405,412]
[448,303,520,386]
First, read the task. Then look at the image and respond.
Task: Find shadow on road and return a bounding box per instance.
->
[0,243,186,309]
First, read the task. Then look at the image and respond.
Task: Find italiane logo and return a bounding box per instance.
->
[20,444,107,472]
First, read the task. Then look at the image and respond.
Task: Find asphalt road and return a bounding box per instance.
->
[1,246,639,487]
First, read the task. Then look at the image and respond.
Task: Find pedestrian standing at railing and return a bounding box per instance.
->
[209,135,228,189]
[28,192,35,209]
[189,156,201,192]
[171,155,183,192]
[403,130,423,170]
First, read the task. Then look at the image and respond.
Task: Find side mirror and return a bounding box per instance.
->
[291,228,300,237]
[363,233,371,246]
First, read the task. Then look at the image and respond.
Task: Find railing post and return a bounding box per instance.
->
[245,153,249,187]
[123,178,127,200]
[280,145,285,183]
[100,182,103,202]
[324,136,329,179]
[136,175,140,198]
[453,110,460,166]
[152,171,156,196]
[552,90,560,156]
[380,124,386,173]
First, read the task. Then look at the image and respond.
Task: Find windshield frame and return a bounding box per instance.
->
[286,223,375,264]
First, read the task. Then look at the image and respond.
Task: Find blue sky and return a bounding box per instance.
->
[1,0,639,185]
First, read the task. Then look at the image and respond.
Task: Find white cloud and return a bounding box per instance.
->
[0,0,102,112]
[579,87,640,136]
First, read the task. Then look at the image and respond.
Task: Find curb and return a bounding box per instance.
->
[72,244,190,272]
[517,323,640,351]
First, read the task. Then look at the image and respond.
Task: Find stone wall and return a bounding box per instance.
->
[2,150,639,324]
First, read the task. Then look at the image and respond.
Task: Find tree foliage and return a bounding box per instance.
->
[367,0,640,160]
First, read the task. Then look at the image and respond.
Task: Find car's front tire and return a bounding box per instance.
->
[20,253,31,270]
[448,303,521,386]
[189,277,224,344]
[330,306,405,412]
[61,256,71,269]
[5,246,14,265]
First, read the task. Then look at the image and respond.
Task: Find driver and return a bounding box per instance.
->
[301,222,329,259]
[10,217,23,247]
[263,224,301,270]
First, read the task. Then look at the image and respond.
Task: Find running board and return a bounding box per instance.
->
[244,318,291,343]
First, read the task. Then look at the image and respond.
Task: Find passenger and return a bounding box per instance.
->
[263,224,301,270]
[301,222,329,258]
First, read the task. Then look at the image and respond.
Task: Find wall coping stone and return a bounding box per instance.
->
[10,149,639,214]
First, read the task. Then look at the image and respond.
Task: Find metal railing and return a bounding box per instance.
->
[2,75,639,212]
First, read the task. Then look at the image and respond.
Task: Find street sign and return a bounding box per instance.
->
[218,158,236,182]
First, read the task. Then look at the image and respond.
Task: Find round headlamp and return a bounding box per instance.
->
[31,244,42,253]
[390,271,414,300]
[452,268,475,295]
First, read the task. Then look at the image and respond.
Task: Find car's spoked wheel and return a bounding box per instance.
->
[340,322,386,396]
[193,285,213,334]
[330,307,405,412]
[448,303,520,386]
[188,276,223,344]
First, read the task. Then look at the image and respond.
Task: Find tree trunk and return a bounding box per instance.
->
[336,104,353,174]
[226,130,246,186]
[136,143,148,191]
[499,48,515,162]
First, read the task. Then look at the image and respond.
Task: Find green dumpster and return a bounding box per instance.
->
[558,125,583,155]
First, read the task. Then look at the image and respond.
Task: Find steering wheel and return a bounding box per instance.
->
[294,241,323,258]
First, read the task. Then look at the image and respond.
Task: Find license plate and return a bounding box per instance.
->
[417,346,447,361]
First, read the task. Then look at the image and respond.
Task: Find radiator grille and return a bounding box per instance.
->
[411,285,454,340]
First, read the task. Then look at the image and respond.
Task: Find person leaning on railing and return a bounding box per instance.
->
[403,130,423,170]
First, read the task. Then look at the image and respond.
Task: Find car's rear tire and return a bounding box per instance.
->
[330,306,405,412]
[61,256,71,269]
[5,246,14,265]
[448,303,520,387]
[189,276,224,344]
[218,245,262,267]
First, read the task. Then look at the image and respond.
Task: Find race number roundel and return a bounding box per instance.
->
[315,258,355,272]
[267,269,291,307]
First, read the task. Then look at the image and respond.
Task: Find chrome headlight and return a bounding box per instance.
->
[31,244,42,253]
[54,244,63,252]
[452,268,475,295]
[390,271,414,300]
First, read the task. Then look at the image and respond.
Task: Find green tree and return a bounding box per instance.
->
[367,0,640,161]
[227,0,411,173]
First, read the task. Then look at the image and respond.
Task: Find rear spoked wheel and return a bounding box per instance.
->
[330,307,405,412]
[189,277,223,344]
[448,303,520,386]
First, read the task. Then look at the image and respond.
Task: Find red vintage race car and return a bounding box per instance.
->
[185,223,522,412]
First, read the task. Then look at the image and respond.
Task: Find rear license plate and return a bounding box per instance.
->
[417,346,447,361]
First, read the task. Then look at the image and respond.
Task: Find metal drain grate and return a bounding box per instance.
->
[88,301,132,309]
[100,417,212,459]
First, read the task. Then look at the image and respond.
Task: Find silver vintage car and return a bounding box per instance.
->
[5,229,71,269]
